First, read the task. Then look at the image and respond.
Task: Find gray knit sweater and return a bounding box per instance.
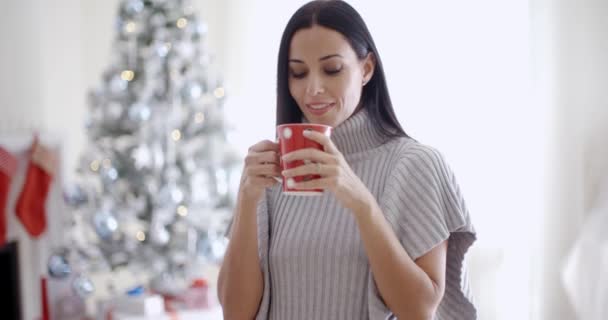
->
[238,109,476,319]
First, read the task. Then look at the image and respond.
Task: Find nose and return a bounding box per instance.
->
[305,74,325,96]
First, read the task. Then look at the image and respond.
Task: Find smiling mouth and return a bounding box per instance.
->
[306,102,335,114]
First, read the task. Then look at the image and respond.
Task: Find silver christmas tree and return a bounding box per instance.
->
[52,0,239,298]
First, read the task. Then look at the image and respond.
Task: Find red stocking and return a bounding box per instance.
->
[0,146,18,245]
[15,138,57,238]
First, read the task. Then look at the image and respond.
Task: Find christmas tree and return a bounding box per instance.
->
[50,0,238,299]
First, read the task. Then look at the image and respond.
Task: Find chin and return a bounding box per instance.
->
[305,116,336,127]
[304,112,345,128]
[322,116,347,128]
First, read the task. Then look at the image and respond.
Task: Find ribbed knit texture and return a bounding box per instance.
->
[245,108,476,319]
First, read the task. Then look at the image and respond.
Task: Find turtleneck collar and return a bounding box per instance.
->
[303,108,391,156]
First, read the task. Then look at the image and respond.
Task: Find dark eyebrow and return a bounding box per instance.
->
[288,54,343,63]
[319,54,342,61]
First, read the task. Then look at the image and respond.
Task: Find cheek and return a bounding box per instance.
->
[339,78,362,107]
[288,81,304,103]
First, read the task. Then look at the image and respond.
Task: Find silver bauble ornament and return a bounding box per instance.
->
[93,210,119,241]
[181,81,202,102]
[72,275,95,298]
[131,144,152,170]
[157,183,184,206]
[48,253,72,279]
[154,42,171,58]
[149,222,171,246]
[63,184,88,208]
[109,76,128,94]
[123,0,144,16]
[100,166,119,186]
[127,102,151,124]
[198,231,228,263]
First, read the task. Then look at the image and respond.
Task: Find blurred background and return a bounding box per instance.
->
[1,0,607,319]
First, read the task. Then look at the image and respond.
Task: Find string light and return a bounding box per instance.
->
[177,205,188,217]
[124,21,136,34]
[194,112,205,124]
[171,129,182,141]
[136,231,146,242]
[121,70,135,81]
[213,87,225,98]
[90,160,100,172]
[176,18,188,29]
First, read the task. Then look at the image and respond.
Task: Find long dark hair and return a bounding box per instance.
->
[276,0,409,139]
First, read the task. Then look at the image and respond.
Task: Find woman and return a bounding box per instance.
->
[218,1,476,319]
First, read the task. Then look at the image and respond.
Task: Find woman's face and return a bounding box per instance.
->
[288,25,374,127]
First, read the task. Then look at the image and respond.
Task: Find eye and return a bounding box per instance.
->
[289,68,307,79]
[324,65,343,76]
[290,71,307,79]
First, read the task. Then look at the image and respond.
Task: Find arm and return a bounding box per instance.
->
[217,140,280,320]
[355,199,447,320]
[217,194,264,320]
[280,131,447,319]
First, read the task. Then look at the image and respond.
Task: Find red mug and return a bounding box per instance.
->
[276,123,332,195]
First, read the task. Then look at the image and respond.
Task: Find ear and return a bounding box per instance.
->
[361,52,376,85]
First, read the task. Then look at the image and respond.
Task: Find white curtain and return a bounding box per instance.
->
[532,0,608,319]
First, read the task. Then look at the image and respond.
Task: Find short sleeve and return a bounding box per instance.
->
[367,143,477,319]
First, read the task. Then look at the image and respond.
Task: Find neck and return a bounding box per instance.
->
[329,109,390,155]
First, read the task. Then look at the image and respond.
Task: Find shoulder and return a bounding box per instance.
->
[383,137,450,176]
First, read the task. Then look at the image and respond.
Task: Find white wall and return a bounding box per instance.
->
[0,0,45,134]
[0,0,88,179]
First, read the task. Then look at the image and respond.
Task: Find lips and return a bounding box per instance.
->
[305,102,335,116]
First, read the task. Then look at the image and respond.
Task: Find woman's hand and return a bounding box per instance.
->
[238,140,281,203]
[281,130,373,212]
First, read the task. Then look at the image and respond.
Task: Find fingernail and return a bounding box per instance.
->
[303,130,311,136]
[287,178,296,188]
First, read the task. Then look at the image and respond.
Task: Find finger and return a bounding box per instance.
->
[246,164,281,177]
[282,148,333,163]
[248,140,280,153]
[292,177,333,190]
[250,176,279,187]
[259,150,281,164]
[245,150,279,165]
[282,163,336,178]
[303,130,339,155]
